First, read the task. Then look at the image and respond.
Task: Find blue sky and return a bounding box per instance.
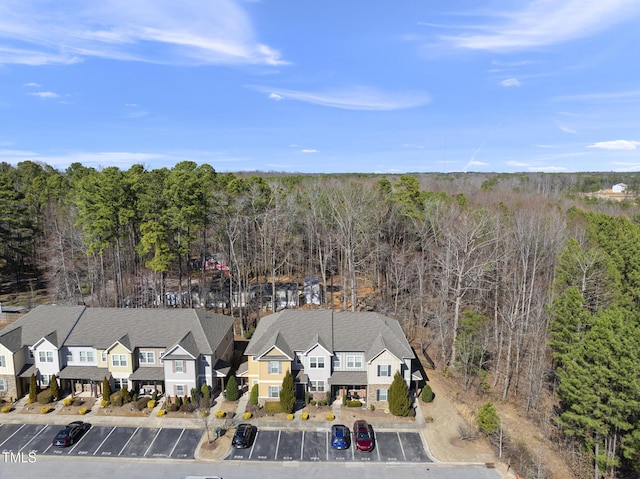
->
[1,0,640,174]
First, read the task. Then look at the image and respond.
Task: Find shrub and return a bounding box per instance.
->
[179,403,194,413]
[157,409,166,417]
[100,399,109,408]
[301,412,309,420]
[279,370,296,414]
[1,405,13,413]
[78,407,88,415]
[369,403,375,412]
[309,399,316,406]
[325,413,335,421]
[134,397,149,411]
[421,384,434,403]
[40,406,52,414]
[346,400,362,408]
[73,398,84,407]
[151,390,157,401]
[120,387,131,404]
[264,401,282,415]
[147,399,156,409]
[243,411,252,420]
[169,403,179,412]
[110,392,123,407]
[215,410,226,419]
[63,397,74,407]
[225,375,240,402]
[37,388,53,404]
[244,328,255,339]
[201,383,211,404]
[249,384,259,407]
[287,413,294,421]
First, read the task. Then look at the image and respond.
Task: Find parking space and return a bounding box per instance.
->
[0,423,199,460]
[225,428,432,463]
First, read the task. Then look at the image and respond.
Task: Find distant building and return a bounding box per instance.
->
[612,183,627,193]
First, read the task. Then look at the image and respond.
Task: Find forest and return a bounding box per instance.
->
[2,160,640,478]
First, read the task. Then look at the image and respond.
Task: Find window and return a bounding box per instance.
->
[112,354,128,367]
[176,385,185,396]
[310,381,325,392]
[39,351,54,363]
[310,357,325,368]
[79,351,94,363]
[66,351,73,362]
[29,349,33,359]
[175,360,185,373]
[377,365,391,377]
[139,351,155,364]
[333,356,341,369]
[101,351,107,363]
[252,380,258,386]
[0,355,5,368]
[114,378,127,389]
[41,375,50,387]
[295,354,302,365]
[0,378,6,391]
[268,386,281,398]
[346,355,362,369]
[376,389,389,401]
[268,361,281,374]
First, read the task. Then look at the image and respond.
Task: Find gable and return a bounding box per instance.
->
[258,345,292,360]
[161,344,196,359]
[32,336,57,351]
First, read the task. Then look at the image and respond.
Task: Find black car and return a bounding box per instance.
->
[232,423,256,448]
[52,421,88,447]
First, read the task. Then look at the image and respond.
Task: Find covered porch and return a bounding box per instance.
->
[130,367,165,396]
[57,366,110,398]
[328,371,368,403]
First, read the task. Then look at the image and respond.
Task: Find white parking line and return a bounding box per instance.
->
[396,432,406,461]
[143,428,162,457]
[0,424,25,448]
[300,430,305,459]
[118,427,139,456]
[93,426,116,455]
[274,430,281,460]
[168,428,185,457]
[18,424,48,452]
[248,429,258,459]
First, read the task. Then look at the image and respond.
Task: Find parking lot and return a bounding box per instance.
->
[226,429,432,463]
[0,423,201,460]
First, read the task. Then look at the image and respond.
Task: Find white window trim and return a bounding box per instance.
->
[268,361,281,374]
[268,385,281,398]
[310,356,325,369]
[0,355,5,368]
[378,364,391,377]
[112,354,128,367]
[0,378,7,391]
[175,360,185,373]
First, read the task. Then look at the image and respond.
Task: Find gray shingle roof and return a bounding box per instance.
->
[1,305,235,356]
[0,305,85,352]
[245,310,414,361]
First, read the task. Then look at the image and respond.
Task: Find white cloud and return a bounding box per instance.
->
[0,0,286,66]
[269,93,283,101]
[301,149,317,153]
[500,78,520,87]
[558,125,576,134]
[588,140,640,150]
[29,91,59,98]
[438,1,640,52]
[254,86,430,111]
[23,82,41,87]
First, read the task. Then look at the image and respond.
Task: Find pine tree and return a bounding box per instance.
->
[388,371,411,417]
[225,375,240,402]
[477,401,500,436]
[250,383,259,407]
[200,382,210,405]
[102,377,112,403]
[279,369,295,414]
[28,373,37,403]
[50,373,59,401]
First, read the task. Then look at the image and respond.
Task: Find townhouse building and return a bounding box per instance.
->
[0,305,235,401]
[238,310,421,408]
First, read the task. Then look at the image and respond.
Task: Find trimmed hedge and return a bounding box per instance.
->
[346,400,362,408]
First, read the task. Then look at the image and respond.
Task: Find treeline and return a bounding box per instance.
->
[2,160,640,477]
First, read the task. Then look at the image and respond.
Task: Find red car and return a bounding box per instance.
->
[353,420,374,452]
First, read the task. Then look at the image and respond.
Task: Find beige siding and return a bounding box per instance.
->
[108,344,133,374]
